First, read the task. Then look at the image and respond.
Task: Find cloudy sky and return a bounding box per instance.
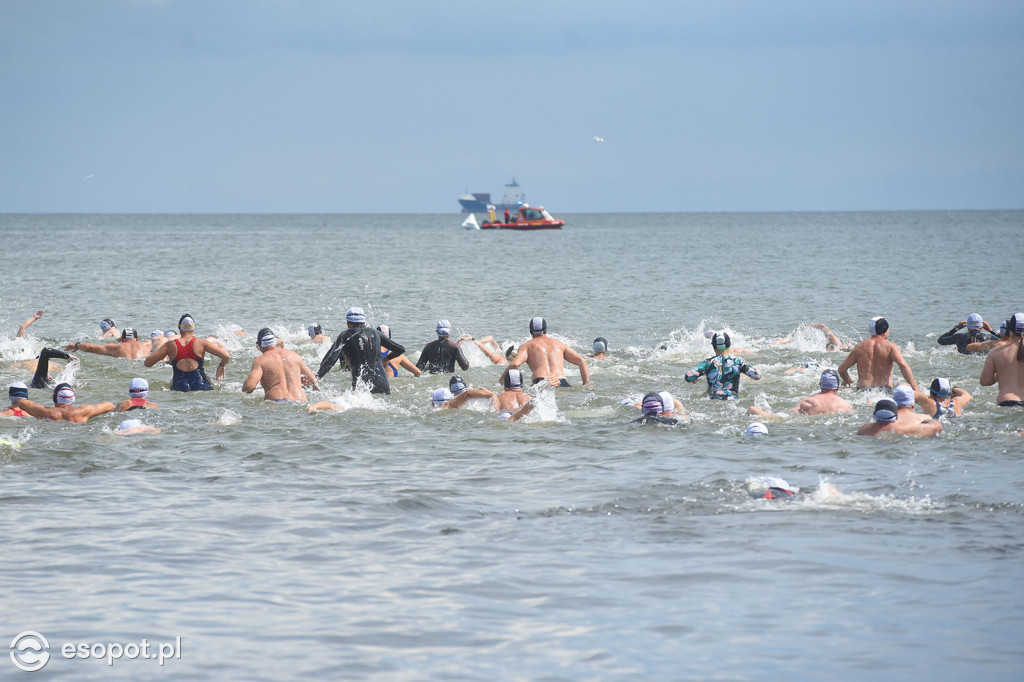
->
[1,0,1021,213]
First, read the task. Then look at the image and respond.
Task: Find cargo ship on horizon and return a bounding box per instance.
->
[457,178,526,214]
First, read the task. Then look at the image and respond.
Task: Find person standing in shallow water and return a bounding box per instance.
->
[685,332,761,400]
[144,314,230,391]
[316,307,406,395]
[838,316,918,393]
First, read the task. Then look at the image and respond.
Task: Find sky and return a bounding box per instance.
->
[1,0,1022,213]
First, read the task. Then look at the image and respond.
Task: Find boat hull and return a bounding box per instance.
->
[479,220,564,230]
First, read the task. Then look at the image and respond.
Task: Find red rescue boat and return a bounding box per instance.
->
[480,204,564,230]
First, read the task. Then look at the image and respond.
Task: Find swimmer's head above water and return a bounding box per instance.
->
[308,324,322,338]
[505,345,517,360]
[529,317,547,336]
[436,320,452,338]
[504,369,524,390]
[178,314,196,333]
[592,337,608,354]
[53,383,75,405]
[966,313,984,331]
[129,377,149,398]
[711,332,731,353]
[120,327,138,341]
[346,307,366,326]
[376,324,390,338]
[449,375,467,396]
[869,316,889,336]
[819,369,840,391]
[873,399,899,423]
[100,318,115,332]
[641,392,664,415]
[257,328,278,349]
[745,422,768,437]
[929,377,952,399]
[431,388,453,406]
[8,382,28,403]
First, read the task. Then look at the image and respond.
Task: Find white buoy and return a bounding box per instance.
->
[462,214,480,230]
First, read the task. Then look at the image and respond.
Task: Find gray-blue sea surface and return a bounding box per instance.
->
[1,211,1022,680]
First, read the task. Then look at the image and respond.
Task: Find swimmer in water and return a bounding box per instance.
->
[685,332,761,400]
[495,369,531,412]
[1,382,30,417]
[503,317,590,388]
[966,319,1011,354]
[590,337,608,359]
[430,385,499,410]
[838,316,918,393]
[891,384,933,425]
[99,318,118,338]
[114,419,162,436]
[630,392,679,425]
[471,336,515,365]
[65,327,152,359]
[16,310,45,338]
[144,314,231,391]
[14,383,115,423]
[767,323,852,351]
[980,312,1024,407]
[856,398,941,437]
[26,347,77,388]
[242,328,319,402]
[114,378,159,412]
[378,325,421,377]
[308,323,330,345]
[627,390,687,418]
[316,307,406,395]
[913,377,971,419]
[748,369,852,417]
[937,313,1001,355]
[416,320,471,374]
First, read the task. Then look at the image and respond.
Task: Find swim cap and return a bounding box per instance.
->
[505,345,517,359]
[308,324,321,338]
[929,378,951,398]
[117,419,143,432]
[529,317,547,335]
[121,327,138,340]
[129,377,149,398]
[377,324,390,338]
[873,399,898,423]
[869,316,889,336]
[178,315,196,332]
[704,329,716,339]
[592,337,608,353]
[164,331,177,337]
[449,375,467,396]
[257,327,277,348]
[893,384,915,407]
[966,313,983,331]
[745,422,768,437]
[8,382,28,402]
[229,324,244,333]
[711,332,730,351]
[100,318,114,332]
[436,319,452,337]
[819,369,840,391]
[151,330,164,339]
[1009,312,1024,335]
[1000,320,1008,336]
[346,307,366,324]
[498,411,513,420]
[53,383,75,405]
[641,392,664,415]
[658,391,675,414]
[762,475,795,493]
[431,388,453,406]
[504,369,524,389]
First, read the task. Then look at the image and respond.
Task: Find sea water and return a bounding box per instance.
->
[1,211,1022,680]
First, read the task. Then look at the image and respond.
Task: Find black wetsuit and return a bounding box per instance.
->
[317,325,405,394]
[415,339,470,374]
[937,326,998,355]
[30,347,70,389]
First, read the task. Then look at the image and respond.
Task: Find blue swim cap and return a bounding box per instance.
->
[874,399,898,423]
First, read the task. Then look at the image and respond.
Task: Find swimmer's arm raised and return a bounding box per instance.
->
[82,402,116,419]
[64,342,118,357]
[11,398,48,419]
[17,311,44,338]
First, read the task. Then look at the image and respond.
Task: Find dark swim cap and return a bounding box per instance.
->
[449,375,467,395]
[120,327,138,340]
[592,337,608,353]
[529,317,547,335]
[100,318,115,331]
[712,332,731,351]
[873,399,899,423]
[505,345,516,359]
[257,327,277,348]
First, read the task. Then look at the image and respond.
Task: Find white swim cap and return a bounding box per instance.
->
[257,327,278,348]
[704,329,716,339]
[178,315,196,332]
[819,369,840,391]
[504,369,524,389]
[869,316,888,335]
[129,377,149,398]
[8,381,28,401]
[529,317,547,335]
[966,313,983,330]
[346,307,366,324]
[117,419,143,432]
[929,378,951,398]
[436,319,452,337]
[762,476,796,493]
[54,384,75,405]
[745,422,768,437]
[893,384,915,406]
[151,330,164,339]
[432,388,453,406]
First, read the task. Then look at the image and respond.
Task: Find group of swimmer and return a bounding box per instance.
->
[4,307,1024,438]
